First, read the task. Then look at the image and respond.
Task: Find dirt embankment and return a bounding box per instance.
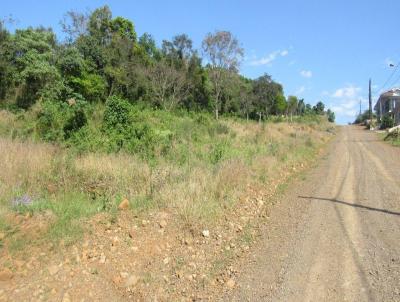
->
[0,122,333,302]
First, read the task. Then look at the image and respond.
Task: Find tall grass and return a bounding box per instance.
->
[0,109,331,251]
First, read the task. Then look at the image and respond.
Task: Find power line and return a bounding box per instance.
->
[376,62,400,93]
[388,69,400,88]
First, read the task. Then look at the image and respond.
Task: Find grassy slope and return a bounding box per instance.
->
[382,129,400,146]
[0,109,335,254]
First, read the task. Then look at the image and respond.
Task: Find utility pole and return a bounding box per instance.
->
[369,78,372,122]
[359,99,362,116]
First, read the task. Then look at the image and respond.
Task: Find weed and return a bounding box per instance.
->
[0,110,331,253]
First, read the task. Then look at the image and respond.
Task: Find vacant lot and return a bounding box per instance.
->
[0,111,334,301]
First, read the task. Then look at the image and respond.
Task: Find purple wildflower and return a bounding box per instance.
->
[11,194,33,207]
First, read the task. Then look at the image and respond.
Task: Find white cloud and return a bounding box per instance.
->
[248,49,289,66]
[327,84,367,121]
[332,85,361,98]
[300,70,312,78]
[295,86,306,95]
[330,105,358,117]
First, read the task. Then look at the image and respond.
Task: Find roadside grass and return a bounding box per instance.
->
[382,130,400,146]
[0,109,334,254]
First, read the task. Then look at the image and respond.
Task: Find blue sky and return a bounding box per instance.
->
[2,0,400,124]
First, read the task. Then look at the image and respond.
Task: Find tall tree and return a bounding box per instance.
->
[0,20,11,100]
[313,101,325,115]
[145,59,190,110]
[3,27,60,108]
[202,30,244,119]
[138,33,160,61]
[327,109,335,123]
[60,10,89,43]
[252,74,283,116]
[274,94,287,115]
[287,95,298,122]
[297,98,305,115]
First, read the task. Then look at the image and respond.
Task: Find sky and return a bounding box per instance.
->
[2,0,400,124]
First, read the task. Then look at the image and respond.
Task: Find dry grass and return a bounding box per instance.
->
[0,138,56,201]
[0,118,333,250]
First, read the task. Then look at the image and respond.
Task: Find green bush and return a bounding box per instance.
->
[381,114,394,129]
[70,73,106,103]
[100,98,175,158]
[64,101,88,139]
[36,98,88,142]
[103,96,131,131]
[209,140,229,164]
[36,101,66,141]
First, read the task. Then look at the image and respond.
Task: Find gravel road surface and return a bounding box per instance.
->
[225,126,400,302]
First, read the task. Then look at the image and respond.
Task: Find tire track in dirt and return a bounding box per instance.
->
[224,126,400,302]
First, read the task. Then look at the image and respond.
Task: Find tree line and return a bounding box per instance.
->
[0,6,334,122]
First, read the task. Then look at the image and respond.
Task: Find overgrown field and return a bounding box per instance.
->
[0,106,334,253]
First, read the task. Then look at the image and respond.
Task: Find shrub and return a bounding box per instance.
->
[103,96,131,131]
[381,114,394,129]
[70,73,106,103]
[209,140,229,164]
[36,101,66,141]
[64,102,88,139]
[36,97,89,142]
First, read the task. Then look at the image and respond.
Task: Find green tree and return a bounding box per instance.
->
[202,30,244,119]
[313,101,325,115]
[252,74,283,117]
[274,94,287,115]
[3,27,60,108]
[297,99,305,115]
[138,33,161,61]
[287,95,298,121]
[0,20,11,100]
[184,53,210,110]
[110,17,136,42]
[326,109,335,123]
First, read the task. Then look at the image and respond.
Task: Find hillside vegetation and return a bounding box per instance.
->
[0,5,336,247]
[0,6,334,123]
[0,6,337,301]
[0,108,333,246]
[0,109,335,300]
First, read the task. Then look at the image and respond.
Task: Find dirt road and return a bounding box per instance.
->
[225,126,400,302]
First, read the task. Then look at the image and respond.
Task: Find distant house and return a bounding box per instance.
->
[374,88,400,126]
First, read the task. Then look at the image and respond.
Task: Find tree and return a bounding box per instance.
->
[61,10,89,43]
[138,33,161,61]
[88,6,113,46]
[0,20,11,100]
[110,17,136,42]
[202,30,244,119]
[287,95,298,121]
[227,76,254,120]
[184,53,210,110]
[327,109,335,123]
[252,74,283,117]
[274,94,287,115]
[297,99,305,115]
[145,59,190,110]
[313,101,325,115]
[3,27,60,108]
[305,103,313,114]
